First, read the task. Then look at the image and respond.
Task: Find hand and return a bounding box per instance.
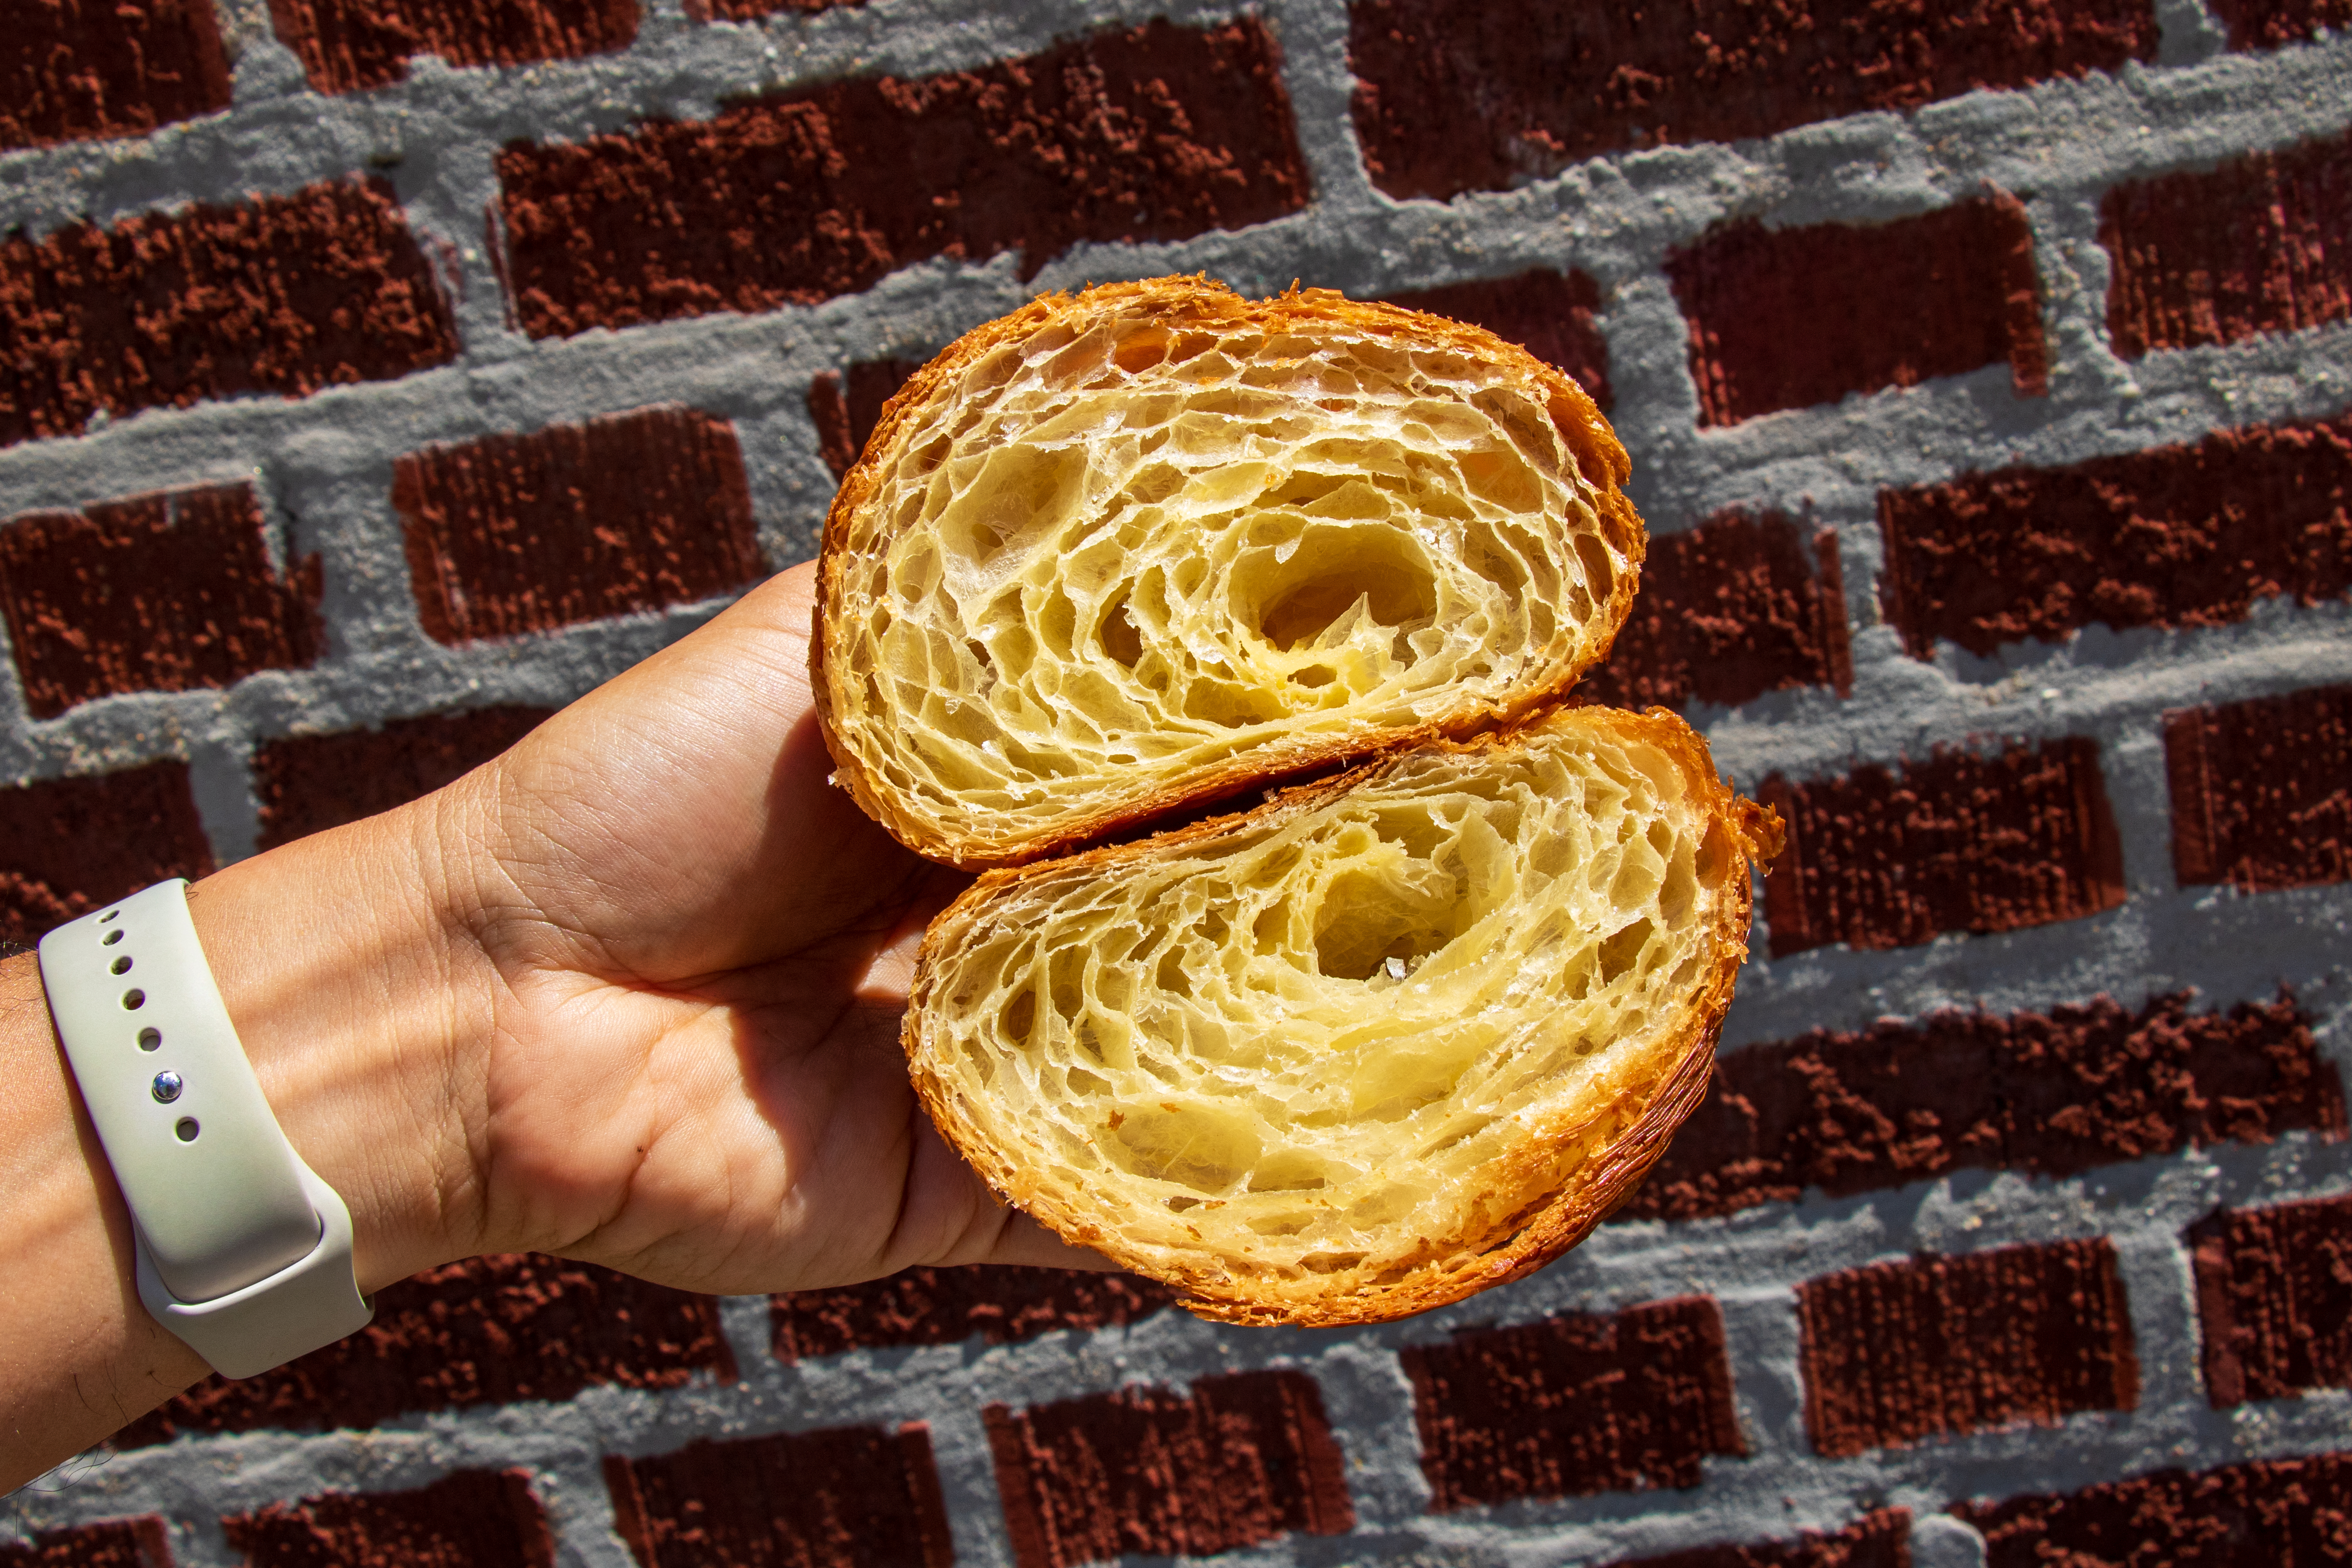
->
[181,560,1105,1300]
[4,561,1106,1485]
[416,561,1103,1290]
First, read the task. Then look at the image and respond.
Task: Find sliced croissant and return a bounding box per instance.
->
[812,277,1643,868]
[904,705,1781,1326]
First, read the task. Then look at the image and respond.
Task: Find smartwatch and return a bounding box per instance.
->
[39,880,372,1378]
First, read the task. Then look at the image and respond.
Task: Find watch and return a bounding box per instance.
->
[39,880,372,1379]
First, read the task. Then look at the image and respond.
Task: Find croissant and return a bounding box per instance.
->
[810,277,1644,868]
[811,277,1777,1325]
[905,706,1780,1325]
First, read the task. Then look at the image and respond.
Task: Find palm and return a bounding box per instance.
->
[444,566,1097,1293]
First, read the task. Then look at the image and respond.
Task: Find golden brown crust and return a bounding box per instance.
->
[902,705,1777,1327]
[809,276,1644,870]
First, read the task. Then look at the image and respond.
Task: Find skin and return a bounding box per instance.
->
[0,561,1102,1492]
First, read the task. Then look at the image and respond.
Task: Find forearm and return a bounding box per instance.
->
[0,948,206,1484]
[0,800,489,1491]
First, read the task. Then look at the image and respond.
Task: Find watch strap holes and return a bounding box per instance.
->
[174,1118,200,1142]
[122,988,146,1010]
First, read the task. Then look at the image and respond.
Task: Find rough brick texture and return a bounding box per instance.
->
[493,18,1307,338]
[2189,1191,2352,1407]
[807,355,927,481]
[1758,738,2125,957]
[984,1370,1354,1568]
[1628,991,2345,1222]
[2208,0,2352,48]
[605,1423,953,1568]
[224,1470,554,1568]
[1797,1239,2139,1459]
[269,0,639,96]
[1668,197,2047,428]
[1611,1510,1909,1568]
[0,176,458,448]
[0,482,320,719]
[1404,1296,1745,1511]
[1346,0,2156,201]
[1953,1452,2352,1567]
[2102,128,2352,358]
[395,406,760,645]
[1,0,231,152]
[253,704,553,849]
[1383,268,1614,411]
[1879,409,2352,660]
[1578,510,1850,710]
[0,1519,170,1568]
[2167,681,2352,895]
[771,1266,1176,1363]
[118,1253,731,1446]
[0,762,211,947]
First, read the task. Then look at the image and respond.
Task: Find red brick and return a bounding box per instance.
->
[2102,129,2352,357]
[493,18,1307,338]
[1878,409,2352,660]
[116,1253,731,1446]
[1578,509,1849,710]
[984,1370,1353,1568]
[771,1265,1176,1362]
[1627,991,2344,1223]
[2207,0,2352,48]
[1758,738,2125,958]
[1610,1510,1909,1568]
[0,762,211,948]
[2167,681,2352,895]
[2190,1191,2352,1407]
[1668,197,2046,428]
[0,176,458,448]
[1953,1453,2352,1567]
[0,0,230,152]
[224,1470,553,1568]
[1403,1296,1744,1512]
[604,1424,952,1568]
[394,406,760,645]
[0,1520,170,1568]
[1797,1238,2138,1459]
[1383,269,1614,411]
[1347,0,2154,202]
[0,482,320,718]
[253,704,553,850]
[806,355,927,482]
[269,0,638,96]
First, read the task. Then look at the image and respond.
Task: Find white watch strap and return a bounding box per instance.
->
[40,879,372,1378]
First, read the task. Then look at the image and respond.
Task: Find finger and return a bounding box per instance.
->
[975,1209,1125,1272]
[854,860,976,1006]
[473,565,935,980]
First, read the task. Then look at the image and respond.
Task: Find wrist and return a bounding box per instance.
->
[185,796,496,1295]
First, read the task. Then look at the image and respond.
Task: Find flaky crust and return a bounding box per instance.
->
[903,706,1781,1327]
[811,276,1643,870]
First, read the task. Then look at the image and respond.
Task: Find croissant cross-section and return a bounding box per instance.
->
[906,706,1781,1326]
[813,277,1644,868]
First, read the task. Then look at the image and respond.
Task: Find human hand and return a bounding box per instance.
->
[4,561,1112,1487]
[196,561,1105,1300]
[438,560,1107,1290]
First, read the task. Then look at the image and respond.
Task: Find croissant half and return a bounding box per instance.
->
[811,277,1645,869]
[905,706,1781,1326]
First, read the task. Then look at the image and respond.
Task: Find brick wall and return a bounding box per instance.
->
[3,1,2348,1565]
